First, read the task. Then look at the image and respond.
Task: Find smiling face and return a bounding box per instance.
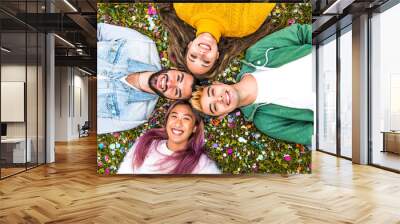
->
[186,33,219,77]
[166,104,197,147]
[200,83,240,117]
[149,70,195,100]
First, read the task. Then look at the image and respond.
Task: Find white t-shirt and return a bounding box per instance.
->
[249,54,315,111]
[117,140,221,174]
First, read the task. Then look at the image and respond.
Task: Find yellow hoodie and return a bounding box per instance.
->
[173,3,276,43]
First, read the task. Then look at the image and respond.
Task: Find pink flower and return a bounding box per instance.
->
[288,18,295,25]
[147,5,157,15]
[98,161,103,167]
[283,154,292,161]
[227,148,233,155]
[252,163,258,172]
[105,168,110,175]
[104,155,109,162]
[228,122,235,128]
[113,132,120,138]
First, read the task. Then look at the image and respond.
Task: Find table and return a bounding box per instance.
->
[381,131,400,154]
[1,138,31,163]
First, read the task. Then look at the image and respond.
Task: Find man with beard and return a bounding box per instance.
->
[97,23,196,134]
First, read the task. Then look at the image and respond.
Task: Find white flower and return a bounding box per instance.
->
[238,137,247,143]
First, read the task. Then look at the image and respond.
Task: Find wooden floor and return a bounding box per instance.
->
[1,163,44,178]
[0,136,400,224]
[1,167,26,178]
[373,150,400,171]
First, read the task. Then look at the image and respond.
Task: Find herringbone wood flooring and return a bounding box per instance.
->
[1,136,400,224]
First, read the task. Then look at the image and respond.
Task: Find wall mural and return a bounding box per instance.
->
[97,3,313,175]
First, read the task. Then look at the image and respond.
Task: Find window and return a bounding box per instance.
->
[370,2,400,171]
[0,0,47,179]
[340,27,352,158]
[318,36,337,154]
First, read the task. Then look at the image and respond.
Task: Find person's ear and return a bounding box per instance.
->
[192,126,197,133]
[216,50,219,60]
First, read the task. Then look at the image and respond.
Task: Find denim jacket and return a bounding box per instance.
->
[97,23,161,134]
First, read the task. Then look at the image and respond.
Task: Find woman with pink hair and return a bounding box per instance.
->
[118,100,220,174]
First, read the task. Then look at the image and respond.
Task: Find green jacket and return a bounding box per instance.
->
[236,24,313,145]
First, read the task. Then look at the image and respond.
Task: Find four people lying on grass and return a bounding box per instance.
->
[98,5,314,173]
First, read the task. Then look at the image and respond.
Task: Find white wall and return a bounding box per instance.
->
[54,67,89,141]
[72,73,89,138]
[1,65,36,138]
[55,66,69,141]
[1,65,25,139]
[1,64,46,164]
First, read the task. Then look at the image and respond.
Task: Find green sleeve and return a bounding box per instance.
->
[252,109,313,145]
[253,114,313,145]
[242,24,312,70]
[264,23,311,46]
[241,103,314,145]
[245,24,311,56]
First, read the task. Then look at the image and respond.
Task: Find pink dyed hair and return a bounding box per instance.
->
[133,100,205,174]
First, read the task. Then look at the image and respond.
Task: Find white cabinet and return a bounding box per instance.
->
[1,138,32,163]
